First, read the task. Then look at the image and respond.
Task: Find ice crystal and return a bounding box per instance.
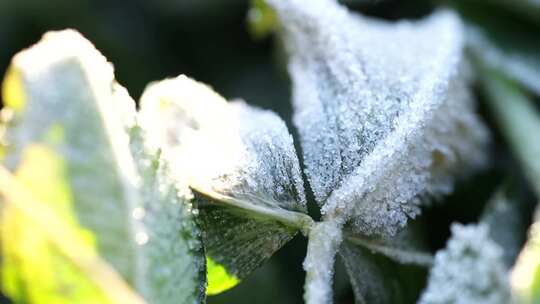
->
[138,76,309,283]
[268,0,489,236]
[303,222,343,304]
[419,224,511,304]
[138,76,306,214]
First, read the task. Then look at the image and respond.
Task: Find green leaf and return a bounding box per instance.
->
[129,125,207,304]
[478,72,540,303]
[458,3,540,96]
[248,0,278,40]
[339,222,431,304]
[138,75,312,294]
[458,0,540,27]
[339,239,428,304]
[479,70,540,196]
[0,30,205,303]
[480,181,536,267]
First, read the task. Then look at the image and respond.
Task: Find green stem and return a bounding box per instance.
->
[303,220,343,304]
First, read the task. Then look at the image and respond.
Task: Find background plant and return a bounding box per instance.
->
[0,0,540,304]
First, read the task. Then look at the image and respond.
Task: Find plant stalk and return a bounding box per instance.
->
[303,220,343,304]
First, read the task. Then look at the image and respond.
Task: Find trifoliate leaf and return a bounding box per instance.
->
[0,30,205,303]
[267,0,489,236]
[138,75,311,293]
[419,223,511,304]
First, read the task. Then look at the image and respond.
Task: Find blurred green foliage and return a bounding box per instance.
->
[1,0,540,303]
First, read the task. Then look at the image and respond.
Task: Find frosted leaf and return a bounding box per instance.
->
[267,0,489,236]
[336,221,431,304]
[480,182,535,267]
[343,222,433,267]
[128,125,206,304]
[0,30,205,303]
[138,75,310,290]
[419,224,511,304]
[1,29,139,283]
[340,242,428,304]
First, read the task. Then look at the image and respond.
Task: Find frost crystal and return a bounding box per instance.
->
[138,75,309,282]
[303,222,342,304]
[138,76,306,214]
[268,0,489,235]
[419,224,511,304]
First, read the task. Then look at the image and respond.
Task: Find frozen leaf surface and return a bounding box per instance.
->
[0,30,205,303]
[419,181,534,304]
[138,76,311,292]
[339,221,431,304]
[268,0,489,236]
[340,242,428,304]
[419,224,511,304]
[128,125,206,304]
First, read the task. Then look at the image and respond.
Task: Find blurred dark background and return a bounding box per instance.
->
[1,0,535,303]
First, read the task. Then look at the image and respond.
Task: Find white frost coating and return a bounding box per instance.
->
[467,26,540,96]
[267,0,489,236]
[7,30,140,281]
[419,224,511,304]
[303,221,343,304]
[138,75,307,214]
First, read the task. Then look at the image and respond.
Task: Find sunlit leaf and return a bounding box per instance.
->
[248,0,278,40]
[129,124,207,304]
[0,30,205,303]
[138,75,312,294]
[0,161,144,304]
[512,209,540,304]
